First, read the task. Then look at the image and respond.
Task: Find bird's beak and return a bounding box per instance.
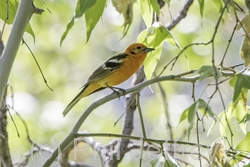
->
[144,47,155,53]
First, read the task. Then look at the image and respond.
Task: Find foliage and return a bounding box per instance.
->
[0,0,34,39]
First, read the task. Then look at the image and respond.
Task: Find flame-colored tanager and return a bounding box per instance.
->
[63,43,154,116]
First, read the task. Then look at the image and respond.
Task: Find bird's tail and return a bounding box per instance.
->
[62,84,89,117]
[62,95,81,117]
[62,83,104,117]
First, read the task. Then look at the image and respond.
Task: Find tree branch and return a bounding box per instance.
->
[104,1,196,165]
[0,82,12,167]
[0,0,35,105]
[41,69,235,166]
[0,36,13,167]
[106,68,146,167]
[76,132,250,162]
[166,0,194,30]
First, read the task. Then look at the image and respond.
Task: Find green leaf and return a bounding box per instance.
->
[245,0,250,11]
[149,0,160,15]
[239,112,250,124]
[75,0,97,18]
[187,102,196,123]
[0,0,35,40]
[0,0,18,25]
[232,74,250,106]
[196,99,215,119]
[25,23,35,41]
[60,18,74,46]
[179,107,189,123]
[197,0,205,17]
[85,0,106,42]
[60,0,97,45]
[229,75,237,87]
[140,0,153,28]
[150,154,180,167]
[220,102,247,136]
[240,36,250,67]
[187,121,194,139]
[207,114,220,136]
[237,13,250,33]
[150,155,172,167]
[230,101,247,134]
[179,99,215,138]
[197,65,222,81]
[231,133,250,166]
[219,111,227,136]
[143,46,161,79]
[236,132,250,151]
[212,0,223,13]
[230,101,247,123]
[137,23,180,79]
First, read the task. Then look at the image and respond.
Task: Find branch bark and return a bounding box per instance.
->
[105,0,195,166]
[41,69,235,166]
[0,1,42,167]
[166,0,194,30]
[0,41,12,167]
[106,68,145,167]
[0,0,35,105]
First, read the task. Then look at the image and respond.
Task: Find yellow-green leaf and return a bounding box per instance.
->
[85,0,106,42]
[240,112,250,124]
[240,36,250,67]
[140,0,153,28]
[179,107,189,123]
[60,0,97,45]
[245,0,250,11]
[197,0,205,17]
[230,132,250,166]
[149,0,160,15]
[0,0,35,40]
[220,101,247,136]
[137,23,180,79]
[232,74,250,106]
[229,75,237,87]
[212,0,223,13]
[179,99,215,139]
[197,65,222,81]
[236,132,250,151]
[237,13,250,33]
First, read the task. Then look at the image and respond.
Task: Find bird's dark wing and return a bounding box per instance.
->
[87,53,128,83]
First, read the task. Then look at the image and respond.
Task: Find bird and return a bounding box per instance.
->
[62,43,155,116]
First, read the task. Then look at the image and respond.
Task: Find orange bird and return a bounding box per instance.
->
[63,43,154,116]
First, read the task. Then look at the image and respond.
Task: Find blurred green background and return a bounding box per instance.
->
[1,0,248,166]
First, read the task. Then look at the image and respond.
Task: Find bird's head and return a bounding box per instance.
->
[125,43,155,55]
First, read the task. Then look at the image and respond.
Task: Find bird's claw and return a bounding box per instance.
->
[106,85,126,99]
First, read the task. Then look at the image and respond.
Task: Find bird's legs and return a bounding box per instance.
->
[105,83,126,99]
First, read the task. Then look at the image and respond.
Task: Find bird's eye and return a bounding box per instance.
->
[136,46,142,49]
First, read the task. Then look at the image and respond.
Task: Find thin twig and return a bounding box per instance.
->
[21,39,53,91]
[136,93,146,167]
[166,0,194,30]
[76,132,250,161]
[196,112,202,167]
[136,93,147,138]
[43,67,237,164]
[220,22,238,66]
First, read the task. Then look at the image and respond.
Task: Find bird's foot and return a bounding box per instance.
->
[106,85,126,99]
